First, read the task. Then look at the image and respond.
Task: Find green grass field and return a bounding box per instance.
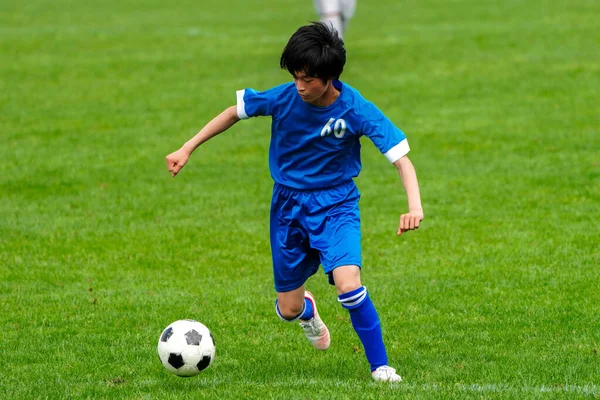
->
[1,0,599,398]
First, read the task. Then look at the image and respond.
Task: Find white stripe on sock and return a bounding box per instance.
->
[338,286,367,307]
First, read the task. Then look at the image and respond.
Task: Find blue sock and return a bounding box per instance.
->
[301,296,314,320]
[338,286,388,371]
[275,297,314,322]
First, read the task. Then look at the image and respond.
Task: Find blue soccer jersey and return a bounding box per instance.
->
[236,80,409,190]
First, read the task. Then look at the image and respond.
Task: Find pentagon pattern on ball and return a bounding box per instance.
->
[168,353,185,369]
[185,329,202,346]
[197,355,211,372]
[160,327,174,342]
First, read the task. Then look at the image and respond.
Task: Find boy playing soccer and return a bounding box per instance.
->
[165,22,423,382]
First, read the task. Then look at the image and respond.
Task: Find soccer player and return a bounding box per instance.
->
[313,0,356,39]
[165,22,423,382]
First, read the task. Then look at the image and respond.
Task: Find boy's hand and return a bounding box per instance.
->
[398,209,424,235]
[165,148,191,177]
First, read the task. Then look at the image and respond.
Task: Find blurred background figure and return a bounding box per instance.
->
[313,0,357,40]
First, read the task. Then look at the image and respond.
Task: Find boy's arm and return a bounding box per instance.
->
[166,105,240,177]
[393,155,424,235]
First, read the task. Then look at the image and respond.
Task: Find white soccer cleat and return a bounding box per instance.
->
[299,291,330,350]
[372,366,402,382]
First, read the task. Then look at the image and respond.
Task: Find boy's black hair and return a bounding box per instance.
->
[280,21,346,81]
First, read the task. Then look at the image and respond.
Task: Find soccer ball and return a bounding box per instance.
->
[157,319,216,377]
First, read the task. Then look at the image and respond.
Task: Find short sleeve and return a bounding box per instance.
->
[361,103,409,163]
[236,88,272,119]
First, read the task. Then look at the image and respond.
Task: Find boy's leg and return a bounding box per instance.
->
[275,286,310,321]
[333,265,401,382]
[275,287,330,350]
[270,183,329,350]
[333,265,387,368]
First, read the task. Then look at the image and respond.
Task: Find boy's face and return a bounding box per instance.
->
[293,71,331,106]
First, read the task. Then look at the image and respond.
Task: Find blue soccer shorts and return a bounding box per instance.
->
[270,180,362,292]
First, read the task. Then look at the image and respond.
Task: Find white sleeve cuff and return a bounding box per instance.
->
[236,89,248,119]
[383,139,410,163]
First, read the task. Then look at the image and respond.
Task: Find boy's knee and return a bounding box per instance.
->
[275,300,304,321]
[336,281,361,295]
[332,265,362,295]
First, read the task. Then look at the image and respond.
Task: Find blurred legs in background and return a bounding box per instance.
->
[312,0,357,39]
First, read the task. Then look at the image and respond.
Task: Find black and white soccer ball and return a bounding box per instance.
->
[157,319,216,377]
